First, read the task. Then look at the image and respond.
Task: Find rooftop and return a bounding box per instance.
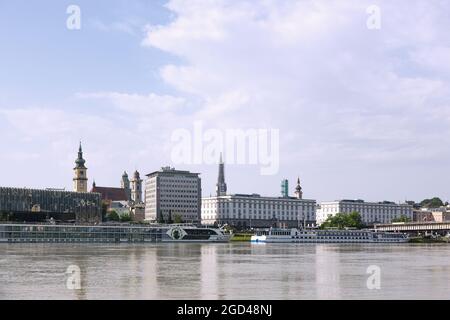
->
[90,186,128,201]
[146,166,200,177]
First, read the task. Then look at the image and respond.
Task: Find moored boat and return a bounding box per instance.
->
[0,223,230,243]
[251,227,408,243]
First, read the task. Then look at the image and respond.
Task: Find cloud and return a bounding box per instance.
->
[90,18,143,36]
[76,91,186,116]
[3,1,450,201]
[139,0,450,200]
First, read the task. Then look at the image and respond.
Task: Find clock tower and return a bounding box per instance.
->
[73,142,88,193]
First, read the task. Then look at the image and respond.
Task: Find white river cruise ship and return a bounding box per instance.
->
[251,228,409,243]
[0,223,230,243]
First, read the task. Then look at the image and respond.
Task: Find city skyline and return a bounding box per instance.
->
[1,1,450,203]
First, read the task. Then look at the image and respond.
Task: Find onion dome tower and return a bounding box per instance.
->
[73,142,88,193]
[131,170,143,203]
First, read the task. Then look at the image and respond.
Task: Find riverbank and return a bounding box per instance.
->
[230,233,253,242]
[409,237,450,243]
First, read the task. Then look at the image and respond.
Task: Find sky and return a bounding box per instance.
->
[0,0,449,203]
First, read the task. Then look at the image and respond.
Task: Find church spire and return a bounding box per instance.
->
[121,171,131,201]
[73,142,88,192]
[294,177,303,199]
[216,153,227,196]
[75,141,86,169]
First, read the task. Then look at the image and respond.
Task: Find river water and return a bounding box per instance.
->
[1,243,449,300]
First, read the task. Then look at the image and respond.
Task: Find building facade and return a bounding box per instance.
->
[0,187,102,223]
[202,194,316,228]
[91,170,145,222]
[144,167,202,223]
[130,170,143,203]
[121,172,131,201]
[91,183,128,204]
[202,158,315,228]
[316,200,413,225]
[413,207,450,222]
[73,143,88,193]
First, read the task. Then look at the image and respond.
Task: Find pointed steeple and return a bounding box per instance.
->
[74,141,86,169]
[216,153,227,196]
[73,142,88,192]
[295,176,303,199]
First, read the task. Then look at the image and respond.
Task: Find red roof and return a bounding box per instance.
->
[91,186,128,202]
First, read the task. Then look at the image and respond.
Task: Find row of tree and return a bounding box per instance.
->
[105,209,185,224]
[157,213,184,224]
[420,197,447,208]
[106,210,132,222]
[320,211,414,229]
[0,212,13,221]
[320,212,364,229]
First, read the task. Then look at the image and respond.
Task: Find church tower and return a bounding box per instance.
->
[121,171,131,201]
[73,142,88,193]
[131,170,143,203]
[294,177,303,199]
[216,153,227,196]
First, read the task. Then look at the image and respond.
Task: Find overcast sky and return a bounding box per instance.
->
[0,0,449,203]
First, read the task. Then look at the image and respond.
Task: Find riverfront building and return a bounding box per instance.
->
[202,194,317,228]
[90,170,145,222]
[202,158,316,228]
[0,187,102,223]
[316,200,413,225]
[144,167,202,223]
[73,142,88,193]
[413,207,450,222]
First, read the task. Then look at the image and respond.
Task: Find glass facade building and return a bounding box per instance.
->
[0,187,102,223]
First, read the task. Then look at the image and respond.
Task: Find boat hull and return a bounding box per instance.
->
[251,229,409,244]
[0,223,230,244]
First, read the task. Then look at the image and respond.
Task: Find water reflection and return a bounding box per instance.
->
[315,245,341,299]
[201,245,218,299]
[1,243,450,299]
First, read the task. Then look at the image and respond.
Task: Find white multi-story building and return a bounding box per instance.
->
[144,167,202,223]
[202,194,316,228]
[316,200,413,225]
[201,158,316,228]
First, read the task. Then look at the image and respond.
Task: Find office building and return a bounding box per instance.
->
[145,167,202,223]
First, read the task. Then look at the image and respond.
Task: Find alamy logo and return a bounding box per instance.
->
[66,5,81,30]
[366,5,381,30]
[66,265,81,290]
[366,265,381,290]
[171,121,280,175]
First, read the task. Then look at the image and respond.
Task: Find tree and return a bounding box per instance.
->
[120,213,132,222]
[167,210,173,224]
[392,215,411,223]
[420,197,444,208]
[0,211,7,221]
[156,210,164,223]
[101,201,109,222]
[107,210,120,222]
[0,211,13,222]
[320,212,364,230]
[173,214,183,224]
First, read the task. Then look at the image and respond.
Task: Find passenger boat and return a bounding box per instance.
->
[0,223,230,243]
[251,228,409,243]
